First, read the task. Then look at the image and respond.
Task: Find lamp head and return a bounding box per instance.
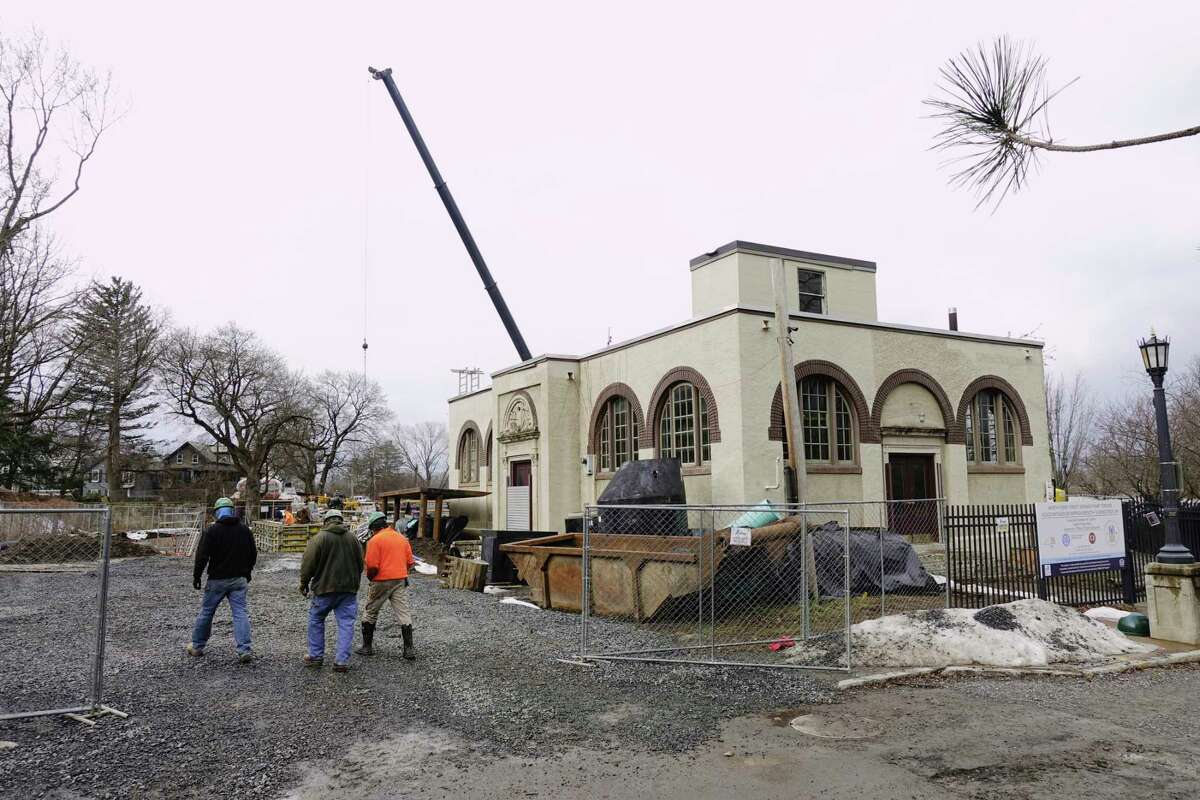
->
[1138,332,1170,377]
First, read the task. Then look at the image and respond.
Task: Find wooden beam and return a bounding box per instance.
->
[432,496,444,544]
[417,494,428,539]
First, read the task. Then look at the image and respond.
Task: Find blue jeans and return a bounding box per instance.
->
[191,577,251,655]
[307,592,358,665]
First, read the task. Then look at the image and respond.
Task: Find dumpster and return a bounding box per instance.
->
[500,516,805,620]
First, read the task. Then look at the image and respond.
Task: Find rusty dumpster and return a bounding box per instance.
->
[500,517,804,620]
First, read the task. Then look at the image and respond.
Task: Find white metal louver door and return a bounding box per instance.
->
[506,485,531,531]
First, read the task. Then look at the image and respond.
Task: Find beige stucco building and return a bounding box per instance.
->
[448,241,1052,532]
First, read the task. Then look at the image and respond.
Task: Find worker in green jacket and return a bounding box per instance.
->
[299,509,364,672]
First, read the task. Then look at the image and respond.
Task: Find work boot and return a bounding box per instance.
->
[401,624,416,661]
[186,644,204,657]
[355,622,375,656]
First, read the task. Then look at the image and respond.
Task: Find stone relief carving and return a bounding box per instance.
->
[499,393,539,442]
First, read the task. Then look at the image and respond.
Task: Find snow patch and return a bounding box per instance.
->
[788,599,1154,668]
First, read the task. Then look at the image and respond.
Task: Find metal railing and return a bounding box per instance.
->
[0,507,127,724]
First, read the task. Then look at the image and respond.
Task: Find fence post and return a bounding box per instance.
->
[800,507,810,640]
[1121,501,1138,605]
[1033,504,1049,601]
[580,508,590,658]
[91,508,113,711]
[879,517,886,618]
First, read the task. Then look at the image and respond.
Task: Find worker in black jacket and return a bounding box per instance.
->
[188,497,257,663]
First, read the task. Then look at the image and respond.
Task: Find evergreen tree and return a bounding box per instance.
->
[68,277,162,499]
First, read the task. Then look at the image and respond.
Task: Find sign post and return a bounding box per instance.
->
[1034,499,1126,578]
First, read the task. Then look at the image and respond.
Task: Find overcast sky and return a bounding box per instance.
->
[13,2,1200,431]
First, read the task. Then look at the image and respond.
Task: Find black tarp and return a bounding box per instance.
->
[707,522,941,613]
[595,459,688,535]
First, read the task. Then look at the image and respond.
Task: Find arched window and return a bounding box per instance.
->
[658,382,711,466]
[484,430,493,486]
[597,396,640,473]
[799,377,856,464]
[964,389,1020,465]
[458,429,480,484]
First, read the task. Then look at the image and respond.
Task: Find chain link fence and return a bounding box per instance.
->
[577,501,947,671]
[0,507,125,723]
[114,505,206,557]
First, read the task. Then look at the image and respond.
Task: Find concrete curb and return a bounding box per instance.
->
[941,665,1082,678]
[835,667,939,690]
[838,651,1200,689]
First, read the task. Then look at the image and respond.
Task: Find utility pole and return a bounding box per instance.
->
[772,258,818,619]
[771,258,806,505]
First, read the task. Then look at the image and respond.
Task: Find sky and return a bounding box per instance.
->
[11,2,1200,431]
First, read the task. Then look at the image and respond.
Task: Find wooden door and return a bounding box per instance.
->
[887,454,938,539]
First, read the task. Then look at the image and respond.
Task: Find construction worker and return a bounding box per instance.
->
[356,511,417,660]
[188,497,257,663]
[299,508,364,672]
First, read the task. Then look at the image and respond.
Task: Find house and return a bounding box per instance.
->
[447,241,1053,532]
[161,441,239,489]
[82,455,162,500]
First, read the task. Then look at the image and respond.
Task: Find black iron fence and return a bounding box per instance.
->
[944,500,1200,609]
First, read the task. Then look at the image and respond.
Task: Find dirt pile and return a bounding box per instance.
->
[0,533,158,564]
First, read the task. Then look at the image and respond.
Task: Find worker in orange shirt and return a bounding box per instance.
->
[355,511,418,660]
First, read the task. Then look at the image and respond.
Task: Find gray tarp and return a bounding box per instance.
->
[711,523,939,611]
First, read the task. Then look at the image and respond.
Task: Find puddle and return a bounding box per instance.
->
[789,713,882,740]
[765,707,813,727]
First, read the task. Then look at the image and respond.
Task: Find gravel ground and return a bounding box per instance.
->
[0,554,836,799]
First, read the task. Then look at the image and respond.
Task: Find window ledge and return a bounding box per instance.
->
[682,466,712,477]
[967,464,1025,475]
[459,481,481,488]
[806,464,863,475]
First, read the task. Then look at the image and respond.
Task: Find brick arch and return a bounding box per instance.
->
[955,375,1034,447]
[641,366,722,450]
[869,369,961,443]
[768,360,877,444]
[454,419,481,469]
[587,382,645,456]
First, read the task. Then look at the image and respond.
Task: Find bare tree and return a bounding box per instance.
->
[926,36,1199,207]
[0,230,79,487]
[68,277,163,498]
[1,32,115,257]
[1079,396,1158,499]
[1045,372,1094,493]
[302,371,391,494]
[158,324,311,519]
[394,421,449,488]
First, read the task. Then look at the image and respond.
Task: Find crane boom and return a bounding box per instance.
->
[368,66,533,362]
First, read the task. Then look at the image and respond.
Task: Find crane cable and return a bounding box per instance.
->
[361,74,371,378]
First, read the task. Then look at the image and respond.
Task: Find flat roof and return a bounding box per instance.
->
[483,305,1043,379]
[689,241,877,272]
[377,487,490,500]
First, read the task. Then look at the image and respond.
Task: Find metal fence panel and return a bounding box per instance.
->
[0,507,118,722]
[577,501,947,671]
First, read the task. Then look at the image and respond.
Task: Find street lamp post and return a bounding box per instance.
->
[1138,333,1195,564]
